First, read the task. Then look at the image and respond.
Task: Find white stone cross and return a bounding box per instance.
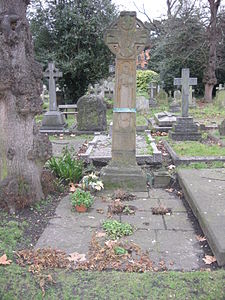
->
[174,68,197,117]
[44,62,62,111]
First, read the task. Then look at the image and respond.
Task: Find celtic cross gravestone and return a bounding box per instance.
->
[101,11,149,190]
[40,62,66,132]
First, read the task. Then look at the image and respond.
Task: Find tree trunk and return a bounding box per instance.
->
[0,0,52,211]
[203,0,221,102]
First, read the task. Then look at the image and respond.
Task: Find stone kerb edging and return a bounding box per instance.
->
[163,140,225,165]
[80,131,162,165]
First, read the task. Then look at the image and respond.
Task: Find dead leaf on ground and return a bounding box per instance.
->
[67,252,86,263]
[203,255,217,265]
[96,208,104,214]
[196,235,207,242]
[0,254,12,266]
[96,232,106,238]
[69,183,76,192]
[168,165,176,170]
[165,188,174,193]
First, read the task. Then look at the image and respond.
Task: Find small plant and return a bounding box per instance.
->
[102,220,133,239]
[46,147,83,183]
[70,188,94,211]
[114,246,128,255]
[81,173,104,192]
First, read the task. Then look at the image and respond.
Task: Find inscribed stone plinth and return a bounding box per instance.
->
[169,69,200,141]
[77,94,107,132]
[101,11,149,191]
[41,62,66,131]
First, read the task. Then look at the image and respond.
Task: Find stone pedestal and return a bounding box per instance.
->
[169,117,201,141]
[40,111,67,131]
[101,164,147,191]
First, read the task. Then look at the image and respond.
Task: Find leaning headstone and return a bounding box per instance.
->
[219,119,225,136]
[154,111,177,128]
[136,95,149,113]
[101,11,149,191]
[77,94,107,132]
[215,89,225,109]
[156,89,168,105]
[41,62,67,132]
[148,82,157,107]
[169,68,200,141]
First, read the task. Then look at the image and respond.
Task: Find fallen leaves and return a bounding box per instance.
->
[203,255,217,265]
[196,235,207,242]
[112,189,136,201]
[16,248,70,274]
[67,252,86,263]
[0,254,12,266]
[151,205,172,215]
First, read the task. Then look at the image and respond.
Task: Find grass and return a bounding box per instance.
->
[177,161,225,169]
[0,267,225,299]
[190,103,225,122]
[211,130,225,141]
[0,208,225,299]
[169,140,225,157]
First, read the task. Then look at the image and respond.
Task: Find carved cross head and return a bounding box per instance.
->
[104,11,150,59]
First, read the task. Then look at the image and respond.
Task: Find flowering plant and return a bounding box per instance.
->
[81,173,104,191]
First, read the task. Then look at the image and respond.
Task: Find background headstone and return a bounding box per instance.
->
[215,89,225,109]
[77,94,107,132]
[136,95,149,113]
[156,89,168,105]
[219,119,225,136]
[41,62,66,131]
[189,86,196,108]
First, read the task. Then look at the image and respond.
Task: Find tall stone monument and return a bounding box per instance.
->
[169,68,201,141]
[101,11,149,191]
[40,62,66,132]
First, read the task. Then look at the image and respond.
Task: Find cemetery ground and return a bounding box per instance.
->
[1,101,225,299]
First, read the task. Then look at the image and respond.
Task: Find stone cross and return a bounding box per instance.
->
[149,82,157,100]
[104,11,149,165]
[174,69,197,117]
[44,62,62,111]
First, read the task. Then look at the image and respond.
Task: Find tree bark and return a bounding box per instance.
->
[0,0,52,211]
[203,0,221,102]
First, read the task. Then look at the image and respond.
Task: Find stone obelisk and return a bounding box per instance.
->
[101,11,149,191]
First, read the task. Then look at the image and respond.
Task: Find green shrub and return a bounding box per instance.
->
[136,70,160,93]
[46,147,83,183]
[102,220,133,239]
[70,188,94,208]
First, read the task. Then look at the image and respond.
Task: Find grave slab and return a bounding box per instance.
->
[178,168,225,266]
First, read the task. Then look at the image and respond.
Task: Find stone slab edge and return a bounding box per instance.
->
[208,133,225,147]
[163,140,225,166]
[178,169,225,266]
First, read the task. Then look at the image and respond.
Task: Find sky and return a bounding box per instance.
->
[112,0,167,21]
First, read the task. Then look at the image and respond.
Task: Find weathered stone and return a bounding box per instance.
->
[219,119,225,136]
[189,86,196,108]
[153,170,171,188]
[41,62,67,131]
[178,168,225,266]
[77,94,107,132]
[215,89,225,109]
[170,69,200,141]
[101,11,149,190]
[174,69,197,118]
[154,111,176,128]
[136,95,149,113]
[156,89,168,105]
